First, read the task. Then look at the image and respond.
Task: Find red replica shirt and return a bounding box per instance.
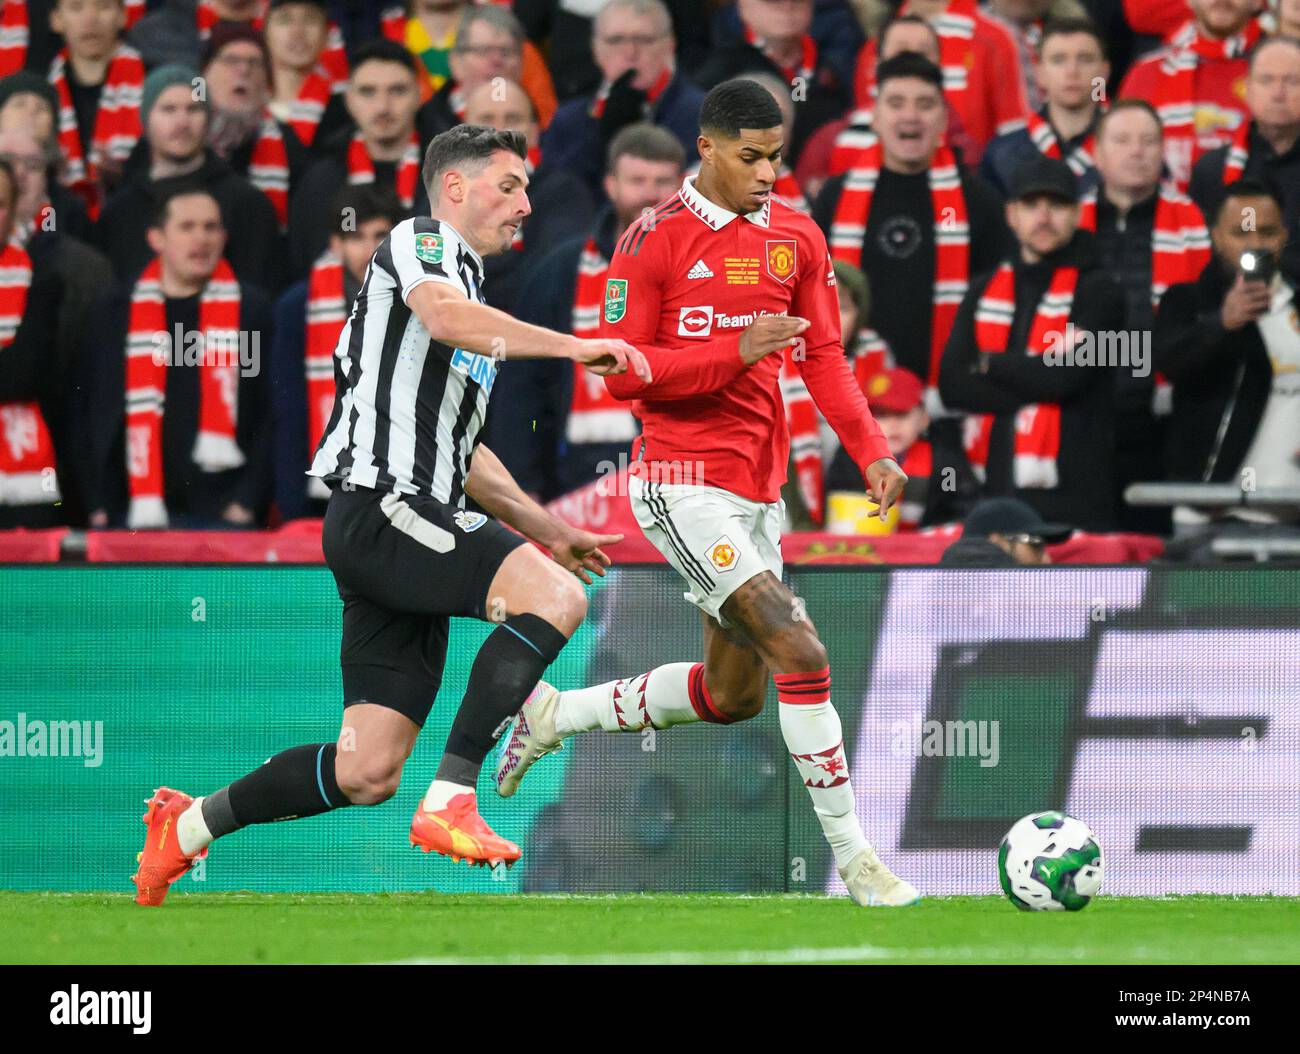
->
[599,177,891,504]
[1120,45,1250,187]
[852,0,1029,162]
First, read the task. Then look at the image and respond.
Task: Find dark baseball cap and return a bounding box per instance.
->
[962,497,1072,544]
[1007,155,1078,204]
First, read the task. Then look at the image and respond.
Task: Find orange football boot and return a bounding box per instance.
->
[409,792,522,867]
[132,787,207,906]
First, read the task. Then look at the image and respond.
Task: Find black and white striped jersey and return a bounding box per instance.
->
[309,217,496,507]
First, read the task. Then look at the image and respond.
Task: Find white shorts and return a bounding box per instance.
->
[628,475,784,625]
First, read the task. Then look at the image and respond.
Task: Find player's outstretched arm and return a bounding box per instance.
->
[465,444,623,584]
[406,281,651,381]
[601,312,812,402]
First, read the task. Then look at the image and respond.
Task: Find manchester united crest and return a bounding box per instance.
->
[766,240,796,284]
[708,535,739,572]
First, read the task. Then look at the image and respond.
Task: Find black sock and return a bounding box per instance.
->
[437,613,569,785]
[207,743,350,835]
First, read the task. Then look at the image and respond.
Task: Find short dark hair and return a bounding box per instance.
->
[875,52,944,96]
[349,39,419,79]
[879,13,940,56]
[149,184,221,230]
[1039,17,1108,59]
[1215,178,1284,224]
[328,184,404,238]
[421,123,527,199]
[1097,97,1162,140]
[699,78,782,138]
[607,121,685,173]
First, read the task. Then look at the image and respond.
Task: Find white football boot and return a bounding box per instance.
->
[495,681,563,797]
[838,846,922,907]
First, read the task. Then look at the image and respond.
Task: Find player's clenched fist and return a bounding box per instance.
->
[865,457,908,520]
[738,315,810,365]
[570,338,653,382]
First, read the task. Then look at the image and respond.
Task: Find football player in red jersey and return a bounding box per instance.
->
[498,80,920,907]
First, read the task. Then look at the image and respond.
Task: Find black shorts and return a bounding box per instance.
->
[321,484,527,725]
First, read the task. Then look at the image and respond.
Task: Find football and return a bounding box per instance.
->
[998,811,1104,911]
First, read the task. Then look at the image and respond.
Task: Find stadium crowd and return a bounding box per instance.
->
[0,0,1297,543]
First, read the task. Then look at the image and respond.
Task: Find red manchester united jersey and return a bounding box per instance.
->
[599,177,891,504]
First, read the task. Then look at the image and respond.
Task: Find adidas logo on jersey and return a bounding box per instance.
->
[686,259,714,280]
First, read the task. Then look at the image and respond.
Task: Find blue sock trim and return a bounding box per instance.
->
[315,744,334,808]
[501,621,544,657]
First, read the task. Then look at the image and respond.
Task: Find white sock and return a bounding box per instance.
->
[554,662,707,736]
[776,673,869,869]
[423,779,473,812]
[177,797,213,857]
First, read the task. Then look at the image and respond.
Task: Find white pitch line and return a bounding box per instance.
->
[377,944,897,965]
[375,943,1118,965]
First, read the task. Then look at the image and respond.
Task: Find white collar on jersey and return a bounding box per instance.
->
[677,176,771,231]
[429,217,485,269]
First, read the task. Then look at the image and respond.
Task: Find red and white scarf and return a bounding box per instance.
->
[568,236,636,445]
[125,0,145,28]
[1025,108,1099,178]
[0,242,61,506]
[829,137,969,387]
[1077,183,1210,306]
[871,0,977,122]
[50,43,144,219]
[895,439,933,531]
[318,20,349,92]
[1222,119,1253,182]
[829,108,879,176]
[346,131,421,209]
[774,166,808,212]
[198,2,349,91]
[780,328,900,524]
[1078,183,1208,415]
[743,26,817,84]
[247,114,290,228]
[285,68,334,147]
[589,66,672,119]
[851,328,895,381]
[1153,19,1261,181]
[963,263,1077,489]
[0,0,27,76]
[780,346,824,524]
[125,257,244,528]
[305,251,346,499]
[380,4,406,43]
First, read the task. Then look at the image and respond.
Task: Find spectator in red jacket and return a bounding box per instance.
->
[798,13,979,199]
[852,0,1031,163]
[1118,0,1261,189]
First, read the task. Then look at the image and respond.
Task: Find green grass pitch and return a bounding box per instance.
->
[3,893,1297,964]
